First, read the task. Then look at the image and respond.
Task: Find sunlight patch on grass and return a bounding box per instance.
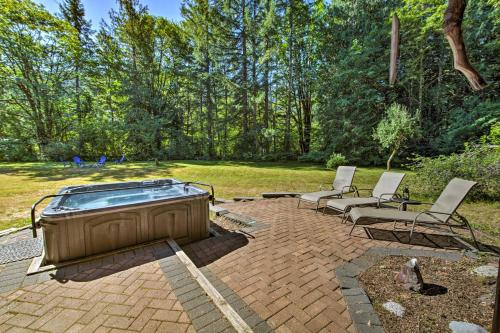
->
[0,161,497,244]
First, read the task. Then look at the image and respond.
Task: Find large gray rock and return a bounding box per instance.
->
[449,321,488,333]
[473,265,498,278]
[382,300,405,317]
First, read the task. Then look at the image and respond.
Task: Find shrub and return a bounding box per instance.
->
[410,144,499,201]
[298,151,327,163]
[0,138,37,162]
[326,153,348,169]
[42,142,76,161]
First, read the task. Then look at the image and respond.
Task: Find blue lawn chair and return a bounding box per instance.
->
[94,155,107,168]
[114,155,126,164]
[72,156,85,168]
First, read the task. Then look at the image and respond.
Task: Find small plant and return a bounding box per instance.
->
[373,103,419,170]
[326,152,347,169]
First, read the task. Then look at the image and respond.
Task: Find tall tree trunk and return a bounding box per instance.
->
[263,39,270,154]
[302,88,312,154]
[251,0,258,155]
[284,0,293,154]
[76,67,82,151]
[241,0,249,143]
[204,9,215,158]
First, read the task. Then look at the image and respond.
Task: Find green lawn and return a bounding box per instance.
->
[0,161,498,243]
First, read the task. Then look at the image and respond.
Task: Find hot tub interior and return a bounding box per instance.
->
[53,180,206,212]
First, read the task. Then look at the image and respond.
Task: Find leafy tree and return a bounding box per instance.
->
[373,103,419,170]
[0,0,497,163]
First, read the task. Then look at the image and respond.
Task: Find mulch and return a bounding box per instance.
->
[359,255,497,333]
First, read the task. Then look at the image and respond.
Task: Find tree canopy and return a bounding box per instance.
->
[0,0,498,164]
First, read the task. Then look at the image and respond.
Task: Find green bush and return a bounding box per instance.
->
[42,142,76,161]
[298,151,327,163]
[326,153,348,169]
[410,144,499,201]
[0,139,37,162]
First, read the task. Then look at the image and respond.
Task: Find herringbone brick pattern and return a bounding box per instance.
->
[0,246,194,333]
[183,198,460,333]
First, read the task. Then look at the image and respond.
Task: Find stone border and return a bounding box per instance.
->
[157,239,272,332]
[336,247,468,333]
[153,244,238,333]
[200,266,273,333]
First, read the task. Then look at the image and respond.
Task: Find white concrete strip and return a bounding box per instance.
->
[166,238,253,333]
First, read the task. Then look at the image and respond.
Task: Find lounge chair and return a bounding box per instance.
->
[114,155,126,164]
[93,155,106,168]
[297,166,358,212]
[348,178,478,248]
[72,156,86,168]
[323,172,406,222]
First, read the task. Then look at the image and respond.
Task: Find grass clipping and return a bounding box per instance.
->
[359,256,496,332]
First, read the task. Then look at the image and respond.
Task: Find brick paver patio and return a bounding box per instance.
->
[0,197,475,333]
[0,246,198,333]
[183,198,470,333]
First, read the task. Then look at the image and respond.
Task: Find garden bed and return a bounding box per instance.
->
[359,256,496,333]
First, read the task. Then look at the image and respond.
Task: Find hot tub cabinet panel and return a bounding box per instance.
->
[40,180,210,264]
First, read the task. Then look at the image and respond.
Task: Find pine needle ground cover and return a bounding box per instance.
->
[0,161,498,244]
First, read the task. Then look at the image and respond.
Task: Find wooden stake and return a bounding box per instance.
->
[444,0,487,90]
[493,258,500,333]
[389,14,400,85]
[166,238,253,333]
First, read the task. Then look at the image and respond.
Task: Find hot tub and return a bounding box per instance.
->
[37,179,210,264]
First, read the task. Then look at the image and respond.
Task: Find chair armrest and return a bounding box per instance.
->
[356,188,373,196]
[341,185,357,194]
[377,193,396,207]
[413,210,451,224]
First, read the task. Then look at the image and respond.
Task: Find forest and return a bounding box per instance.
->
[0,0,498,165]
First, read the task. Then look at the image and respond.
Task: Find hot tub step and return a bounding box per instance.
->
[261,191,302,198]
[233,196,260,202]
[209,204,229,216]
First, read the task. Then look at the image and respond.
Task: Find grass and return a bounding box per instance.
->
[0,161,498,242]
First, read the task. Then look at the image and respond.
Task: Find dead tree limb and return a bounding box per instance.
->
[443,0,487,90]
[389,14,400,85]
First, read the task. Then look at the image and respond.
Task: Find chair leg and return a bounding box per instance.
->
[349,221,358,235]
[460,216,480,249]
[315,201,320,213]
[342,211,350,224]
[409,218,418,243]
[341,207,350,224]
[297,199,301,209]
[322,205,327,215]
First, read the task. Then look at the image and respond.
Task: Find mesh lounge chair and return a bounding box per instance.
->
[93,155,107,168]
[348,178,478,248]
[323,172,406,222]
[72,156,85,168]
[114,155,126,164]
[297,166,358,212]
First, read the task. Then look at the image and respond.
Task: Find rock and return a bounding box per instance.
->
[394,258,424,292]
[382,300,405,317]
[473,265,498,278]
[449,321,488,333]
